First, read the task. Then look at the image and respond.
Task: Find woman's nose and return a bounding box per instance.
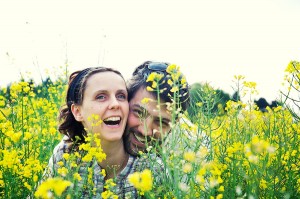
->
[109,97,120,109]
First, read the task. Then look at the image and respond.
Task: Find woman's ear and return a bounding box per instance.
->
[71,104,83,122]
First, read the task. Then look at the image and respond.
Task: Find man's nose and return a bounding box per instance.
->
[137,117,155,136]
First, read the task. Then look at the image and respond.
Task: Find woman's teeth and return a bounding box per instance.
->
[103,117,121,125]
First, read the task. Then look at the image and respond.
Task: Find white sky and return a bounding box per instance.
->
[0,0,300,102]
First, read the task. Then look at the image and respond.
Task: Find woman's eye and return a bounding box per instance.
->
[96,95,105,100]
[117,93,127,100]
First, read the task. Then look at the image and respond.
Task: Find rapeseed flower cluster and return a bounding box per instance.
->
[0,76,65,198]
[79,132,106,163]
[101,179,118,199]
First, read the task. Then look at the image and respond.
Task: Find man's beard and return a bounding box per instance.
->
[123,128,145,156]
[123,128,162,156]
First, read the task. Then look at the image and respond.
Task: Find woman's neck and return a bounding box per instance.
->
[99,140,129,179]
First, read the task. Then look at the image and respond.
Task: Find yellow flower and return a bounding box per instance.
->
[58,167,68,177]
[291,150,297,157]
[70,161,78,168]
[184,151,196,162]
[273,106,282,112]
[146,86,154,91]
[11,131,22,143]
[146,72,156,82]
[170,86,179,93]
[128,169,153,194]
[141,97,151,104]
[196,102,203,107]
[243,81,257,89]
[234,75,245,80]
[86,167,94,186]
[0,97,5,106]
[218,185,225,192]
[101,190,118,199]
[73,173,82,181]
[23,86,30,93]
[49,127,57,135]
[151,81,158,88]
[88,114,99,121]
[24,181,32,190]
[63,153,70,161]
[166,64,180,74]
[196,175,205,184]
[74,152,80,158]
[23,132,32,141]
[57,161,64,167]
[260,179,267,189]
[285,60,300,73]
[101,169,106,177]
[181,77,186,85]
[33,175,39,182]
[104,179,117,189]
[35,178,72,199]
[183,163,193,173]
[147,72,163,83]
[88,115,103,127]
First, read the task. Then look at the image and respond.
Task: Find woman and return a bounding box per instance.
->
[43,67,161,198]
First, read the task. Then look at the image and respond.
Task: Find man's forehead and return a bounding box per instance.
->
[131,103,159,113]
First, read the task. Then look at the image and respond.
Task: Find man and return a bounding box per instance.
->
[123,61,190,156]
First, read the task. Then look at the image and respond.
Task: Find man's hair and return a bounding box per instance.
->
[127,61,190,112]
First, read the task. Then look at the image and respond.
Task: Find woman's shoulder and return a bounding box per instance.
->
[51,137,74,161]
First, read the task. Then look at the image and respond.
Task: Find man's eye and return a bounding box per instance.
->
[133,109,142,116]
[162,121,170,128]
[132,109,147,118]
[154,119,169,128]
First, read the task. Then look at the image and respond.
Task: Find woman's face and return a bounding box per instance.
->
[72,71,129,143]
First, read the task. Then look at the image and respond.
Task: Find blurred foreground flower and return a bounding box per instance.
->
[128,169,153,195]
[35,178,72,199]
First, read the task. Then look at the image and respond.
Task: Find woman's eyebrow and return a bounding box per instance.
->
[116,89,127,93]
[94,89,127,93]
[95,89,107,93]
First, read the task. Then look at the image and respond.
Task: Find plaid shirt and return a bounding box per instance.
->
[44,140,163,198]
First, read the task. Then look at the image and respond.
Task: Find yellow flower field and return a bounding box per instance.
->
[0,62,299,198]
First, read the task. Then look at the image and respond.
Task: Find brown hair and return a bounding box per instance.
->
[58,67,125,143]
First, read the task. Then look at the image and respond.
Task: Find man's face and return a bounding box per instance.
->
[124,87,172,155]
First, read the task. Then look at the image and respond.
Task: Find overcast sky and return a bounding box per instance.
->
[1,0,300,102]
